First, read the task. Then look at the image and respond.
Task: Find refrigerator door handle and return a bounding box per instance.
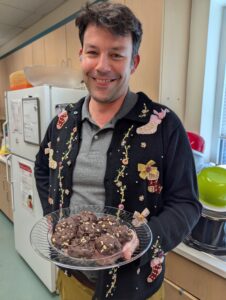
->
[2,120,8,148]
[3,120,7,139]
[5,154,11,183]
[6,154,14,210]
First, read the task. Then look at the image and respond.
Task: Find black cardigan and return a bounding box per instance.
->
[35,92,201,299]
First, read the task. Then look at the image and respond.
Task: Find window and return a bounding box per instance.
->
[211,7,226,165]
[219,79,226,163]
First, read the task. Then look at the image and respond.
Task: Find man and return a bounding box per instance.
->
[35,2,202,300]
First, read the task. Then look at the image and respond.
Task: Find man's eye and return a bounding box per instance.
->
[111,54,123,59]
[86,51,98,56]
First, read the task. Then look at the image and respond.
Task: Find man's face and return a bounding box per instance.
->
[80,24,139,104]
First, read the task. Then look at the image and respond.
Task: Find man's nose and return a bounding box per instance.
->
[96,54,111,72]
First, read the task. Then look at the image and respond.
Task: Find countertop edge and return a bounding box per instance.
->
[173,243,226,278]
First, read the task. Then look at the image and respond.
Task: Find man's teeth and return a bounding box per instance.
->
[95,79,113,83]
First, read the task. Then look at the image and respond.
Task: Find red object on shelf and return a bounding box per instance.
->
[187,131,205,153]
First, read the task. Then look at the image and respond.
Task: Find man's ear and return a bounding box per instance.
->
[79,49,83,61]
[131,54,140,74]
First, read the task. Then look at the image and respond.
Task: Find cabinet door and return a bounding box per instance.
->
[0,162,13,221]
[5,44,32,73]
[0,59,7,118]
[65,20,81,71]
[164,279,198,300]
[32,38,45,65]
[44,26,67,66]
[0,162,9,219]
[4,44,33,95]
[111,0,125,3]
[14,44,33,70]
[165,252,226,300]
[125,0,164,101]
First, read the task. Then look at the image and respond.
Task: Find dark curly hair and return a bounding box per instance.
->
[75,1,143,58]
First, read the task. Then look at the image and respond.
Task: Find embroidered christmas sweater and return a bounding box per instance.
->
[35,92,202,300]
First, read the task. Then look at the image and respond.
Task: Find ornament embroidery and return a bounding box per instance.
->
[147,239,164,283]
[141,142,147,148]
[139,103,149,118]
[57,111,68,129]
[49,149,57,169]
[132,208,150,227]
[148,180,162,193]
[139,195,144,202]
[147,254,164,283]
[44,143,57,170]
[138,160,162,194]
[65,189,70,195]
[136,108,169,135]
[44,142,51,154]
[48,197,54,205]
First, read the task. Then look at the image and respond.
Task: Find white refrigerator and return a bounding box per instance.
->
[5,85,87,292]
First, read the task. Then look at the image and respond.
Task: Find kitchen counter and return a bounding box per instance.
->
[174,242,226,278]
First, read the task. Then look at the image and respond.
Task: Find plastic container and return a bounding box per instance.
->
[187,131,205,153]
[24,65,84,89]
[197,166,226,209]
[9,70,33,90]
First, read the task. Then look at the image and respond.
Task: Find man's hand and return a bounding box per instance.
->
[122,230,139,260]
[95,230,139,266]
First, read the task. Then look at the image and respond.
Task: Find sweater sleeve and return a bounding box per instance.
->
[34,120,55,216]
[139,118,202,266]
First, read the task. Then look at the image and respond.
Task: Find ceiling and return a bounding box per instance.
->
[0,0,68,48]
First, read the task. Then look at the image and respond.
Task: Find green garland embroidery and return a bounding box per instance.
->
[106,267,119,298]
[58,127,77,209]
[105,125,134,297]
[114,125,134,217]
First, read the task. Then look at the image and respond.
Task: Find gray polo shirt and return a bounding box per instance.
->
[69,91,138,282]
[70,91,138,211]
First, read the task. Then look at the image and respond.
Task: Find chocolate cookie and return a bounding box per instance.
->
[95,234,122,255]
[51,210,135,261]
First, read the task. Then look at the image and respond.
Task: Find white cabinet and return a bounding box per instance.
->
[0,161,13,222]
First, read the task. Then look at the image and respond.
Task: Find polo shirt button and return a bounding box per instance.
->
[94,135,98,140]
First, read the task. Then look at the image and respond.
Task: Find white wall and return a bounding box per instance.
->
[184,0,210,133]
[159,0,191,121]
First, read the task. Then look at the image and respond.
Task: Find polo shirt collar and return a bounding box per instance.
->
[81,90,138,126]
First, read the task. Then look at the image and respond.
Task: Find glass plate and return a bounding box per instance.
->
[30,206,152,270]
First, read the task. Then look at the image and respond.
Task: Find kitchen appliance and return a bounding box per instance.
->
[4,85,87,292]
[185,166,226,256]
[184,208,226,255]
